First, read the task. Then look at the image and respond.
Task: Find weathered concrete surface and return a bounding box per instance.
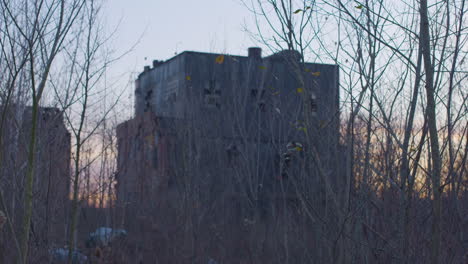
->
[0,106,71,262]
[117,49,341,263]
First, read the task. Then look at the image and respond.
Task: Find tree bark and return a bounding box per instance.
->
[419,1,442,263]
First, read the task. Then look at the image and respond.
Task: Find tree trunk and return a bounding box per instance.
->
[419,1,442,263]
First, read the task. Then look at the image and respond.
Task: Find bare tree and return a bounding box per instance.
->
[47,1,123,262]
[0,0,87,262]
[243,0,468,263]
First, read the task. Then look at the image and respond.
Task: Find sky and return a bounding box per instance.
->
[105,0,258,78]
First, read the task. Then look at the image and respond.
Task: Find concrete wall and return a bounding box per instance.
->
[134,49,339,145]
[135,55,186,118]
[0,106,70,261]
[117,49,341,262]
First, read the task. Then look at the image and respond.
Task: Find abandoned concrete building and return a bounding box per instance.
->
[116,48,340,262]
[0,106,71,260]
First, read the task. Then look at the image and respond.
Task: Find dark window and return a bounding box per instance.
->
[204,94,221,108]
[250,89,258,97]
[152,147,158,169]
[144,90,153,112]
[258,100,266,111]
[310,94,317,114]
[204,80,221,108]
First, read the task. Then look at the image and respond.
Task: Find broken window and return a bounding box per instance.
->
[258,100,266,111]
[251,89,258,97]
[252,89,266,111]
[310,93,317,115]
[204,94,221,108]
[251,89,266,99]
[203,80,221,108]
[144,90,153,112]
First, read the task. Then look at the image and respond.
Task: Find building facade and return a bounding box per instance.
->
[116,48,341,263]
[0,106,71,261]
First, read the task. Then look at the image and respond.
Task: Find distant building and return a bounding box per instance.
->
[116,48,340,262]
[0,106,70,259]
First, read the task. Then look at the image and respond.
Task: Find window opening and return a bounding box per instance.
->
[258,100,266,111]
[144,90,153,112]
[310,93,317,114]
[204,79,221,108]
[251,89,258,97]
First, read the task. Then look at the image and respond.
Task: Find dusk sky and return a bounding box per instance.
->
[105,0,258,78]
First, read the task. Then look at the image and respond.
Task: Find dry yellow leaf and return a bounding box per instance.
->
[215,55,225,64]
